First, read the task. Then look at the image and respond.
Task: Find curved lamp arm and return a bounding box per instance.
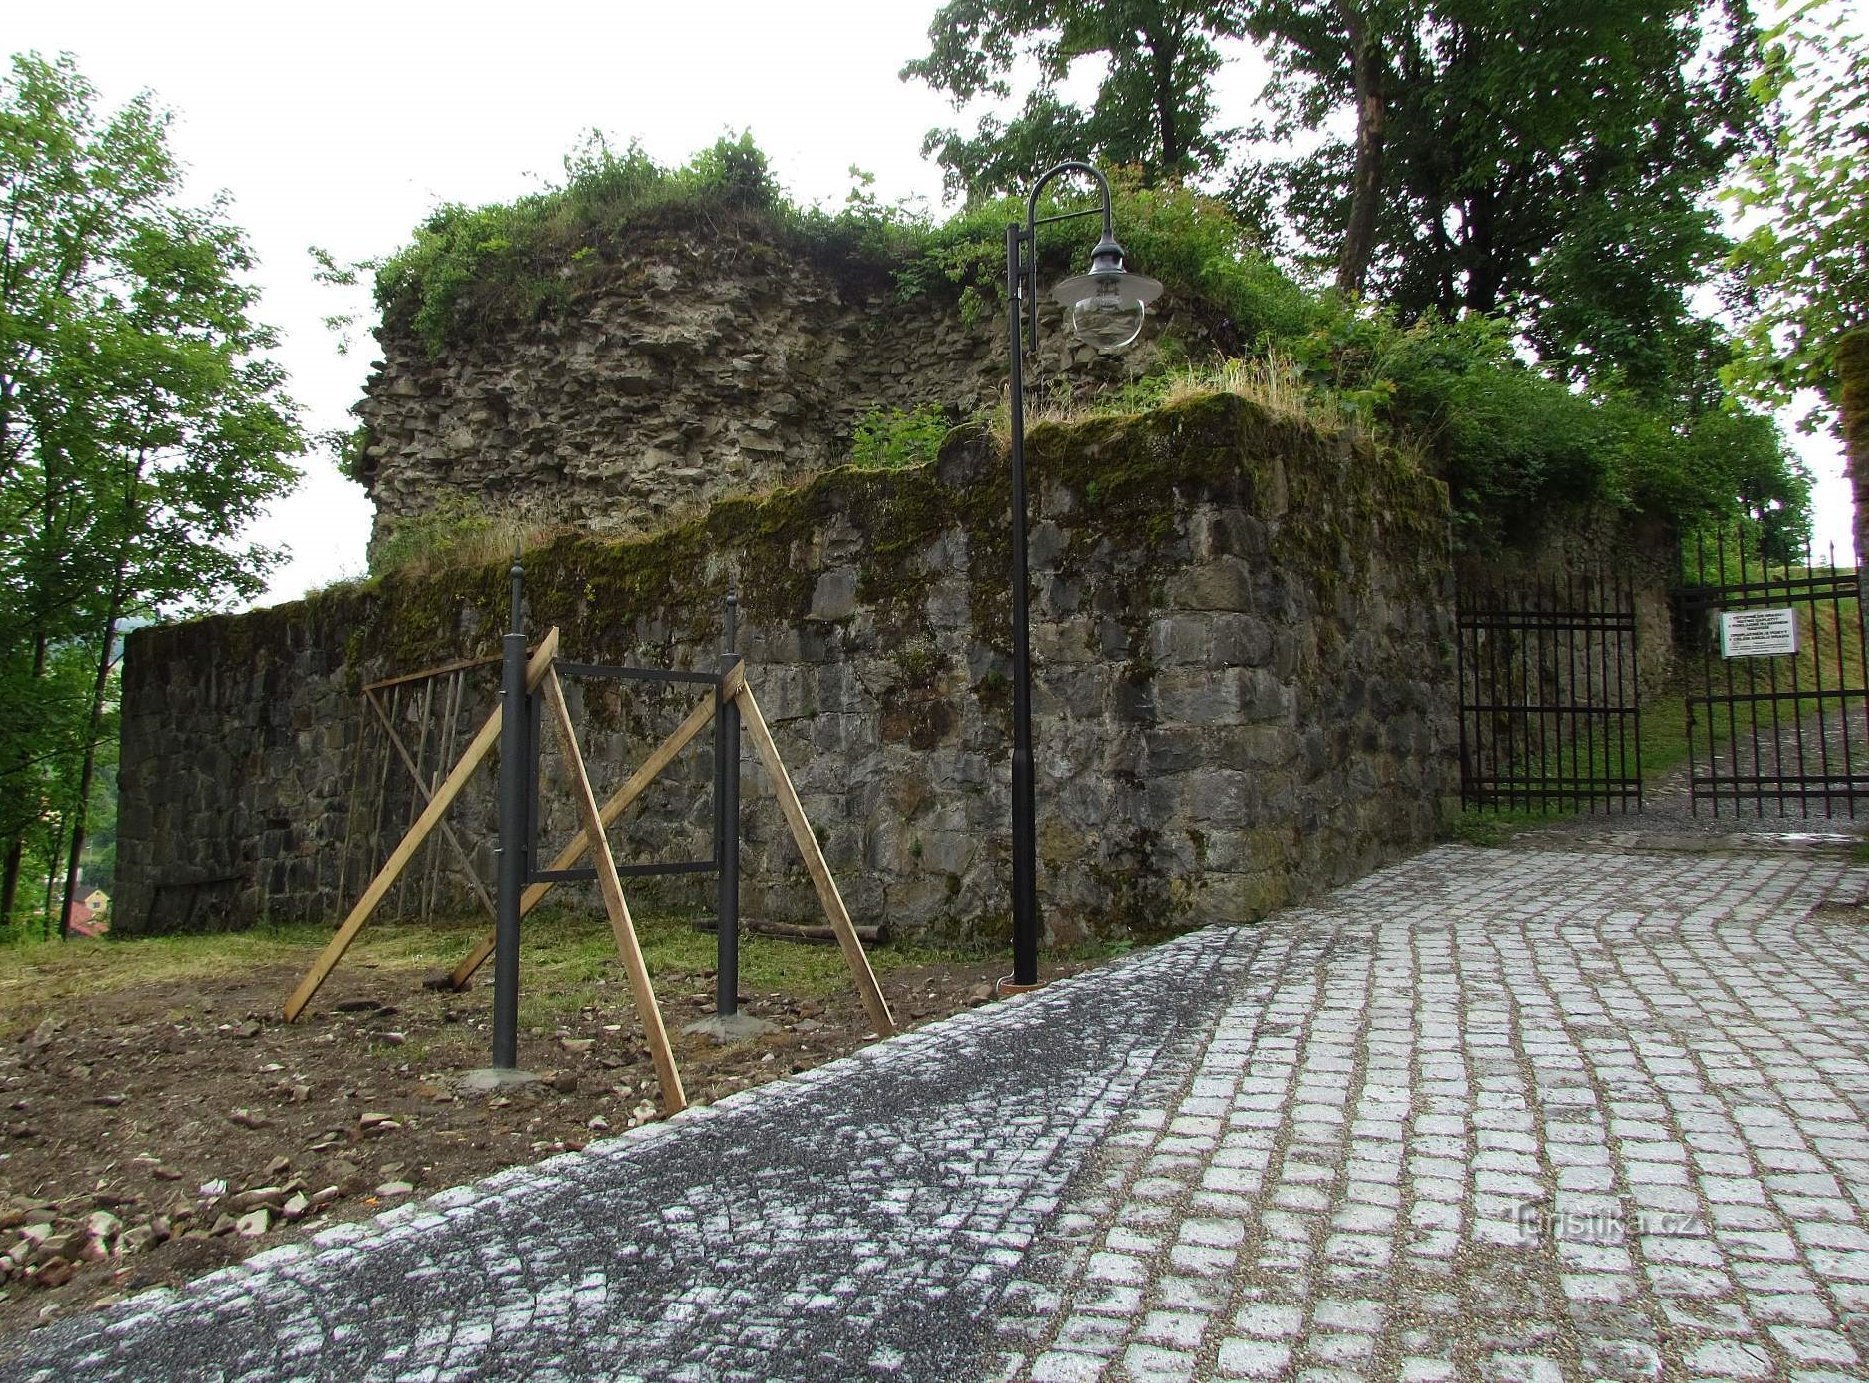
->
[1013,163,1160,358]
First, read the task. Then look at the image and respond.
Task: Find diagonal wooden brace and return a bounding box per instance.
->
[543,670,686,1115]
[734,683,895,1038]
[282,629,561,1022]
[444,662,744,989]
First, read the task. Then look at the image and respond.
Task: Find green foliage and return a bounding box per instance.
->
[900,0,1248,199]
[1726,1,1869,419]
[376,132,782,353]
[893,174,1313,347]
[848,405,952,471]
[371,492,507,577]
[370,129,1808,556]
[0,52,303,935]
[1241,0,1762,398]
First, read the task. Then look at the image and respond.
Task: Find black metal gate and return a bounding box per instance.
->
[1678,528,1869,817]
[1456,569,1643,812]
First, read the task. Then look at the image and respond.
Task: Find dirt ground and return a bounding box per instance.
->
[0,925,1096,1339]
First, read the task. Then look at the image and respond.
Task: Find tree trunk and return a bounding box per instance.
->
[0,843,22,930]
[1336,4,1386,297]
[58,598,123,941]
[1837,329,1869,606]
[1151,27,1184,181]
[40,817,64,941]
[1,631,51,925]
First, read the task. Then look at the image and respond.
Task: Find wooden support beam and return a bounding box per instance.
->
[445,663,743,989]
[363,653,502,694]
[542,670,686,1115]
[364,690,497,924]
[282,629,561,1023]
[734,683,895,1037]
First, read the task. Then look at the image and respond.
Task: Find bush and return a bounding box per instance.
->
[371,494,512,577]
[848,405,951,471]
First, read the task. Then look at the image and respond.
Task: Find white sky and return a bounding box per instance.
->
[10,0,1854,608]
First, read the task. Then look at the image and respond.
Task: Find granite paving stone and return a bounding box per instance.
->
[3,844,1868,1380]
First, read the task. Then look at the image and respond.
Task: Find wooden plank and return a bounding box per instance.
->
[543,670,686,1115]
[746,920,889,946]
[283,629,561,1022]
[445,663,743,988]
[364,689,496,924]
[735,683,895,1037]
[363,653,502,694]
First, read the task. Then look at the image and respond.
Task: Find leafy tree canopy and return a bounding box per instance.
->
[1242,0,1764,401]
[1725,0,1869,415]
[0,52,303,933]
[900,0,1249,199]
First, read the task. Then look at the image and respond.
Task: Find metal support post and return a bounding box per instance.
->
[715,594,743,1017]
[492,552,529,1069]
[1006,222,1041,987]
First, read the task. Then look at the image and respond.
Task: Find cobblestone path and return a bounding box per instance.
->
[998,847,1869,1383]
[7,844,1869,1381]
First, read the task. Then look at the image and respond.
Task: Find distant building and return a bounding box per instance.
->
[67,888,111,938]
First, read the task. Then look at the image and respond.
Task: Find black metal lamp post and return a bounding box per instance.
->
[1004,163,1162,988]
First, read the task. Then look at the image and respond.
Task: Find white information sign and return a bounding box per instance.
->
[1721,608,1800,658]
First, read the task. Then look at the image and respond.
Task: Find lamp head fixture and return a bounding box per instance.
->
[1051,232,1163,354]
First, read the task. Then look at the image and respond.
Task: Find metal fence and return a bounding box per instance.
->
[1456,569,1643,812]
[1678,528,1869,817]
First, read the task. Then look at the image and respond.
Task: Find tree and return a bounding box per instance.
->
[1243,0,1764,398]
[1725,2,1868,577]
[901,0,1249,200]
[0,53,303,934]
[1726,3,1867,427]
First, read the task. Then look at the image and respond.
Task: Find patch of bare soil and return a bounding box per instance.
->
[0,950,1088,1339]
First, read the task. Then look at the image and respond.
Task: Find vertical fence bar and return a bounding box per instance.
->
[1717,529,1738,816]
[1628,566,1643,811]
[492,555,529,1073]
[1456,595,1472,807]
[1827,540,1857,817]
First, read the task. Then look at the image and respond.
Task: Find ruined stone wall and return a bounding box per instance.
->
[115,395,1457,944]
[352,222,1222,553]
[1454,511,1682,702]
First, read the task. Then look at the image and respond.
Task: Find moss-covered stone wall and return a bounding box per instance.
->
[115,393,1456,943]
[352,218,1221,555]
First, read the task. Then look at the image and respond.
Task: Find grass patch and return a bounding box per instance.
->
[0,907,1106,1033]
[1447,807,1574,846]
[0,925,338,1021]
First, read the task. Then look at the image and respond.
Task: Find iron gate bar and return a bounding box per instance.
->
[1682,526,1869,817]
[554,662,720,686]
[530,860,719,883]
[1456,566,1642,812]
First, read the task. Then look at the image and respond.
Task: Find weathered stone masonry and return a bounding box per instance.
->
[115,395,1457,943]
[350,221,1224,554]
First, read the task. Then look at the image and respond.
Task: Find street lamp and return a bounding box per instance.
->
[1003,162,1162,989]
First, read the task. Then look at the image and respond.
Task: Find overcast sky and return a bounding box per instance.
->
[9,0,1854,608]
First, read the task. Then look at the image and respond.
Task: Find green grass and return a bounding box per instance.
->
[0,905,1090,1033]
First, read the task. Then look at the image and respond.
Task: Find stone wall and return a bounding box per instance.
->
[116,394,1457,944]
[1454,510,1682,702]
[352,220,1223,553]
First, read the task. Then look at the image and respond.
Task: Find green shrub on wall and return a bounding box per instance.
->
[372,493,514,578]
[848,405,952,472]
[366,134,1810,556]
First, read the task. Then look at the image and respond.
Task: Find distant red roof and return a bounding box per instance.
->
[66,899,109,938]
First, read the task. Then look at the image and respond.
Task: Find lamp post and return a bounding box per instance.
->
[1004,163,1162,988]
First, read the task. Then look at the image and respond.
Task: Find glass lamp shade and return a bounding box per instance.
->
[1053,263,1164,355]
